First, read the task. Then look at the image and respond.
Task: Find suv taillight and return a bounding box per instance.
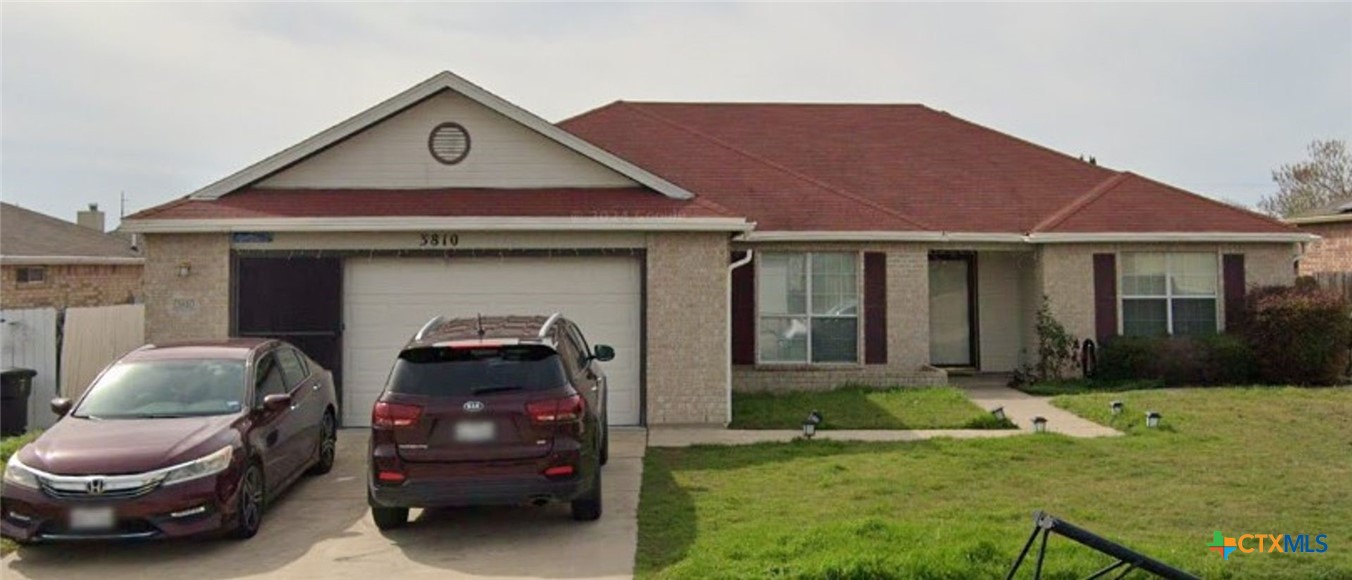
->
[526,394,584,423]
[372,401,422,429]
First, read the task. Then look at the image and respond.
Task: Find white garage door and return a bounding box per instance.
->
[342,256,642,427]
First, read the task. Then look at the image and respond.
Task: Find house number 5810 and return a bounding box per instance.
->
[419,233,459,247]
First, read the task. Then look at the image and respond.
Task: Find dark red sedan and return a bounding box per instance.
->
[1,338,338,544]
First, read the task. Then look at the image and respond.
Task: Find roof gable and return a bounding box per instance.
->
[190,72,694,200]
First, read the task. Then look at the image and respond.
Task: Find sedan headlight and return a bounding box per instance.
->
[3,455,40,489]
[162,446,233,486]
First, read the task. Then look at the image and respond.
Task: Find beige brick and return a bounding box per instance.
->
[142,234,230,343]
[0,264,142,310]
[1297,223,1352,275]
[645,232,730,425]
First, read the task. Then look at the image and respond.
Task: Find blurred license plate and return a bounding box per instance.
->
[70,506,115,531]
[454,420,495,443]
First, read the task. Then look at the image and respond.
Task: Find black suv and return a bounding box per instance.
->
[367,314,613,529]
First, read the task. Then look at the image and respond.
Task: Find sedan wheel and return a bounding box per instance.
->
[231,464,265,539]
[307,412,337,475]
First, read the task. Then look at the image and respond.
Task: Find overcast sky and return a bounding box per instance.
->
[3,3,1350,229]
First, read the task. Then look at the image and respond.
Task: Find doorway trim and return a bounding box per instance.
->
[928,250,980,369]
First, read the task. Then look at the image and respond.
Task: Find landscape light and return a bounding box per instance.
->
[1032,416,1048,433]
[991,407,1007,421]
[1146,411,1161,429]
[802,410,823,439]
[1110,401,1123,416]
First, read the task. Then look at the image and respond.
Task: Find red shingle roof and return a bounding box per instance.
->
[126,188,735,221]
[560,102,1295,234]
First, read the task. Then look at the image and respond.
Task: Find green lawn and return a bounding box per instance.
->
[730,386,1014,430]
[639,388,1352,579]
[1011,378,1165,397]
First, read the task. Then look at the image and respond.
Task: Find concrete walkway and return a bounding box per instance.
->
[955,376,1122,438]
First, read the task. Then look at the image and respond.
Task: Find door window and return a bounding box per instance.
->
[254,353,288,405]
[277,348,309,388]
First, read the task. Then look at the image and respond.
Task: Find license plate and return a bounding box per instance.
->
[454,420,496,443]
[69,506,115,531]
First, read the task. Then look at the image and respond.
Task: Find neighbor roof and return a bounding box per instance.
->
[560,102,1297,236]
[1285,197,1352,225]
[0,202,141,265]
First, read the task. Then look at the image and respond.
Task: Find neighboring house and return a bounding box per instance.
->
[121,71,1310,428]
[1,202,143,310]
[1286,199,1352,275]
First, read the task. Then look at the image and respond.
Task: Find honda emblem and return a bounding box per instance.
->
[86,478,106,495]
[463,401,485,413]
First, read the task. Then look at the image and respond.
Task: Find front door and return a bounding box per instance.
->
[235,256,343,416]
[928,253,977,367]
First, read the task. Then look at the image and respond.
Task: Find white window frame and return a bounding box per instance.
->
[1117,252,1221,336]
[16,266,46,285]
[756,252,861,365]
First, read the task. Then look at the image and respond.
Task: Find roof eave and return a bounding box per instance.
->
[1284,214,1352,225]
[0,255,145,266]
[738,231,1318,244]
[120,216,753,234]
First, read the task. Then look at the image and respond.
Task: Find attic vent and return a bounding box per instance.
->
[428,122,471,165]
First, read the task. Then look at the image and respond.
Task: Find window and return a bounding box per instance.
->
[16,267,45,284]
[254,353,288,404]
[277,349,309,387]
[758,252,858,363]
[1120,252,1218,337]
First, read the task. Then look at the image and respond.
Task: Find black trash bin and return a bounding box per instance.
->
[1,368,37,436]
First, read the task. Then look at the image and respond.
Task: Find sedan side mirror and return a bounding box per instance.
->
[51,398,73,417]
[261,393,292,412]
[592,344,615,362]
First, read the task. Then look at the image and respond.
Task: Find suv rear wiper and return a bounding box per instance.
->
[471,386,524,396]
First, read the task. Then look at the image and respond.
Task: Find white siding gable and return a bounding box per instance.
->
[260,91,638,189]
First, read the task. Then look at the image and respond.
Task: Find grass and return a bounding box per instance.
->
[1,430,41,555]
[638,387,1352,579]
[1011,378,1165,396]
[730,386,1015,430]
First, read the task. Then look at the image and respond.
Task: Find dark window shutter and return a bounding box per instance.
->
[1092,254,1117,342]
[731,253,756,365]
[1223,254,1246,330]
[864,252,888,364]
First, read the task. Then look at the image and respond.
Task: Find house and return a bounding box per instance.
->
[121,71,1311,428]
[1286,199,1352,275]
[1,202,143,310]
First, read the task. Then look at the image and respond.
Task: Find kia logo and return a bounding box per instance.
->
[463,401,485,413]
[86,478,106,495]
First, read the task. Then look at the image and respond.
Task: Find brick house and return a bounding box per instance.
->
[1287,199,1352,274]
[121,71,1310,428]
[0,202,143,310]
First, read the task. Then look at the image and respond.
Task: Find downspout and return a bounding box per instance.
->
[727,249,754,426]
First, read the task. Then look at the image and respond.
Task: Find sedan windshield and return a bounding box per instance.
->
[74,359,247,419]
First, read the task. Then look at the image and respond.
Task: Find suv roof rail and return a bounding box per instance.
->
[537,312,563,340]
[414,315,446,341]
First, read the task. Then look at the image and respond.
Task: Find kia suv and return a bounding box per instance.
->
[367,314,612,529]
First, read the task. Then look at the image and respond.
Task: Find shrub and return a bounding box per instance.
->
[1011,296,1079,387]
[1096,334,1257,387]
[1244,285,1352,385]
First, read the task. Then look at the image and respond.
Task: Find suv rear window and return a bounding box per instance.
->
[386,345,568,396]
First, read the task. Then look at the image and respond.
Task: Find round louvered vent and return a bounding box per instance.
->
[428,122,471,165]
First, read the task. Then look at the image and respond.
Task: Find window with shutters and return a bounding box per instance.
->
[1119,252,1219,337]
[757,252,859,363]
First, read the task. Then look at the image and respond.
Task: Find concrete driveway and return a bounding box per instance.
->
[2,428,646,579]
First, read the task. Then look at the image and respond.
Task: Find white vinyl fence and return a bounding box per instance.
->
[61,304,145,402]
[0,308,60,429]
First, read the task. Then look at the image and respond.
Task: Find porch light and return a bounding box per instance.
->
[1145,411,1162,429]
[1110,401,1123,416]
[1032,416,1047,433]
[991,407,1007,421]
[177,261,192,278]
[802,410,823,439]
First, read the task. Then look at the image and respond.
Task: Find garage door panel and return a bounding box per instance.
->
[343,256,642,427]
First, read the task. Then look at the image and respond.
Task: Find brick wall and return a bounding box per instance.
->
[143,234,231,343]
[1297,223,1352,275]
[645,232,730,424]
[1039,242,1298,346]
[0,264,142,310]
